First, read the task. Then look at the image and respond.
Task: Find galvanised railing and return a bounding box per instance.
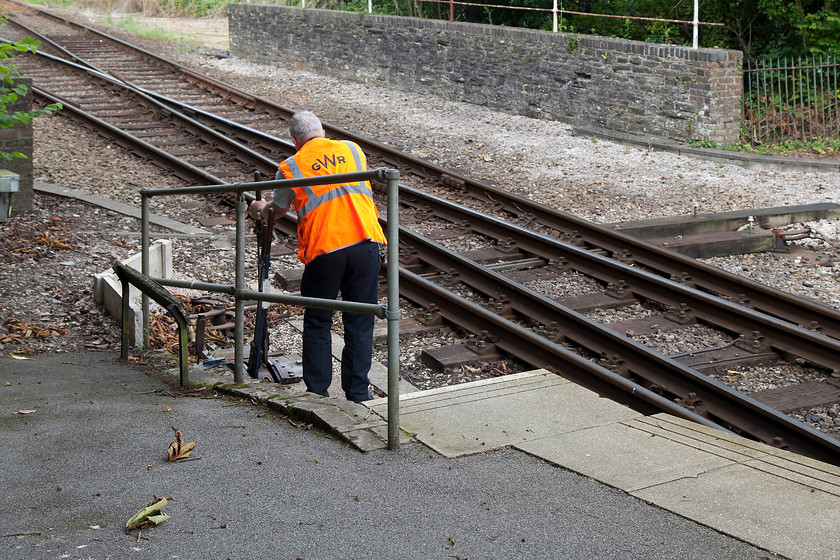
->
[743,55,840,145]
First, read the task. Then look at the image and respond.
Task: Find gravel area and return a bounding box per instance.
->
[2,9,840,412]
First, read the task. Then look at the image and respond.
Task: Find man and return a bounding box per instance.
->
[248,111,386,403]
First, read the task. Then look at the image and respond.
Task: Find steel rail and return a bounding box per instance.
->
[397,184,840,372]
[11,7,840,464]
[17,49,280,182]
[3,16,89,62]
[104,88,840,372]
[46,13,839,343]
[396,225,840,465]
[33,88,225,186]
[36,71,840,464]
[397,267,721,425]
[133,94,840,372]
[12,10,840,345]
[453,184,840,342]
[29,48,839,374]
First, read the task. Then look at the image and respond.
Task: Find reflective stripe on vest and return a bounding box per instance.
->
[283,141,371,221]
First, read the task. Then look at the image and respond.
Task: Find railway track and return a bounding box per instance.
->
[8,6,840,340]
[4,5,840,464]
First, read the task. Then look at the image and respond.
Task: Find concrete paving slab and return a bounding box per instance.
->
[631,461,840,560]
[639,414,840,493]
[34,181,210,236]
[368,370,643,458]
[636,413,774,457]
[517,420,742,492]
[627,414,769,462]
[377,370,566,416]
[742,453,840,497]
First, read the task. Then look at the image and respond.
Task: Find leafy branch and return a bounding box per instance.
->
[0,14,62,161]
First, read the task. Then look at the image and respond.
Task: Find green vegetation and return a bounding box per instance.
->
[101,13,200,48]
[0,14,62,161]
[359,0,840,63]
[103,14,173,40]
[23,0,228,17]
[692,137,840,157]
[8,0,838,154]
[17,0,840,61]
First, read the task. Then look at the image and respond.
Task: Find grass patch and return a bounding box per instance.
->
[20,0,228,17]
[102,13,178,41]
[18,0,78,7]
[691,137,840,158]
[96,13,210,52]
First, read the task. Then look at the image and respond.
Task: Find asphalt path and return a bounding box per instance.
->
[1,351,782,559]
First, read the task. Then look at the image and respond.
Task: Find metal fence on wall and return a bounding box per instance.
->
[743,55,840,145]
[284,0,723,45]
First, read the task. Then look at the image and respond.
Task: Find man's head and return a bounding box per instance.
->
[289,110,325,150]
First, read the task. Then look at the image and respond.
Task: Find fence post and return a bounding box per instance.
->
[692,0,698,48]
[141,190,150,348]
[384,169,401,450]
[234,193,247,383]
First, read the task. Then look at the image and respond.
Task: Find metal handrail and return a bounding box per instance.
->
[139,168,403,449]
[114,261,191,387]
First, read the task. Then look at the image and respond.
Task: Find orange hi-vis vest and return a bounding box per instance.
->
[277,137,386,264]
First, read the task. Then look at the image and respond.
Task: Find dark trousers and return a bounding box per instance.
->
[300,241,380,402]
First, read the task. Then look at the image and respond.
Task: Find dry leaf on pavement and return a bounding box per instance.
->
[125,496,173,531]
[167,426,196,462]
[148,426,197,470]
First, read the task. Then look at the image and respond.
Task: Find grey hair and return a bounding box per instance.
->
[289,110,323,141]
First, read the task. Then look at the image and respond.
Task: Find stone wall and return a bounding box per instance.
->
[229,5,743,144]
[0,77,33,214]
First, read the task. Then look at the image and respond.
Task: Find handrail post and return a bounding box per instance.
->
[692,0,699,48]
[385,169,402,450]
[140,188,150,348]
[234,193,247,383]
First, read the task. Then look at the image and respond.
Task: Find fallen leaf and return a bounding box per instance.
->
[167,426,196,462]
[13,409,37,414]
[125,496,172,531]
[36,232,73,250]
[149,426,197,469]
[10,354,34,360]
[114,239,138,250]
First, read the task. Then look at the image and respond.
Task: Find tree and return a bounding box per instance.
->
[751,0,840,56]
[0,13,62,161]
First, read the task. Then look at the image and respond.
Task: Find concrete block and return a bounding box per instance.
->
[93,239,173,347]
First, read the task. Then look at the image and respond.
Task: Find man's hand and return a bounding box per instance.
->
[249,199,290,221]
[248,199,268,220]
